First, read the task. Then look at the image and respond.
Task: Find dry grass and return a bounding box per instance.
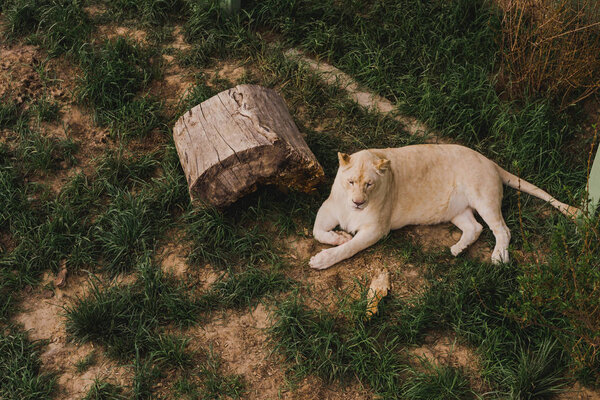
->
[497,0,600,109]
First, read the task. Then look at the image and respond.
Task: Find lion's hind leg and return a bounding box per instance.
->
[450,208,483,257]
[476,203,511,264]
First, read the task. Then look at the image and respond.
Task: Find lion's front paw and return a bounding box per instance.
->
[309,249,337,270]
[332,231,353,245]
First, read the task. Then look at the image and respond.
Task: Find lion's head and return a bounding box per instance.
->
[336,150,391,210]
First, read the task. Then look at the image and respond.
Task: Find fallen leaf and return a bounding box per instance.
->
[366,269,390,319]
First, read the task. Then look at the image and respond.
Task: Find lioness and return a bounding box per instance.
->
[310,144,579,270]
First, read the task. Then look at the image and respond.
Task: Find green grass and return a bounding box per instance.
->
[198,265,293,310]
[94,187,170,274]
[75,351,97,373]
[0,327,55,400]
[16,128,77,172]
[64,257,198,359]
[402,362,474,400]
[173,346,246,400]
[95,147,159,187]
[185,205,278,267]
[83,379,126,400]
[3,0,91,56]
[100,0,187,26]
[2,0,42,38]
[250,0,587,207]
[77,37,163,137]
[0,97,20,128]
[31,95,61,122]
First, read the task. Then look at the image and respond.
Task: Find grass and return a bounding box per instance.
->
[31,95,61,123]
[93,186,170,275]
[64,257,198,359]
[250,0,587,203]
[185,205,278,267]
[83,379,126,400]
[198,265,293,309]
[16,127,77,172]
[0,327,55,400]
[76,37,163,137]
[3,0,92,56]
[0,97,20,128]
[173,346,246,400]
[1,0,599,396]
[75,351,97,373]
[402,362,474,400]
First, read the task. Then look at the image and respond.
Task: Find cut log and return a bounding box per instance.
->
[173,84,325,207]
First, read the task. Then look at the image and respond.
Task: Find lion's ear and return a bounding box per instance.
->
[338,152,351,166]
[374,158,390,174]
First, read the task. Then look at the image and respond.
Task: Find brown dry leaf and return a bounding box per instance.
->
[366,269,390,319]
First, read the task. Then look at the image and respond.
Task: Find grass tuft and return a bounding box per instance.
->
[402,362,474,400]
[199,265,293,310]
[83,379,126,400]
[65,257,198,359]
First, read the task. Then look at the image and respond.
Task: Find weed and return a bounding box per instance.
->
[103,0,187,25]
[132,350,162,399]
[148,334,192,369]
[197,346,246,399]
[98,96,164,138]
[509,211,600,383]
[172,347,246,399]
[179,0,260,67]
[95,147,159,188]
[498,0,600,109]
[269,289,406,396]
[499,339,567,399]
[0,327,55,400]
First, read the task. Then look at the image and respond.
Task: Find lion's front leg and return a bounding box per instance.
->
[312,201,352,245]
[309,228,385,270]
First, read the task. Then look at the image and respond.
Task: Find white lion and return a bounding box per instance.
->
[310,144,579,270]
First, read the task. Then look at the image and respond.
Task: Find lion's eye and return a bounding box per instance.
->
[348,180,354,186]
[366,182,373,188]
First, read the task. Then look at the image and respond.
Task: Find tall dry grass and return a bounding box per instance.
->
[498,0,600,109]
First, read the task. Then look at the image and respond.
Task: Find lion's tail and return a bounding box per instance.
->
[495,165,580,219]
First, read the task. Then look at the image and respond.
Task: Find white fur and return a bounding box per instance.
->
[310,144,578,270]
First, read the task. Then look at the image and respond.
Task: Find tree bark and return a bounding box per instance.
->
[173,84,324,207]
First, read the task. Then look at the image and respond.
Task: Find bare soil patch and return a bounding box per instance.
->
[13,272,131,399]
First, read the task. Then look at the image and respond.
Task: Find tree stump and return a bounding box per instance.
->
[173,84,325,207]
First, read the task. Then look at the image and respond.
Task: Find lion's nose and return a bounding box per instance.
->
[353,200,365,206]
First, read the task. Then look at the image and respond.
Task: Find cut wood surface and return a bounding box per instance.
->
[173,84,324,207]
